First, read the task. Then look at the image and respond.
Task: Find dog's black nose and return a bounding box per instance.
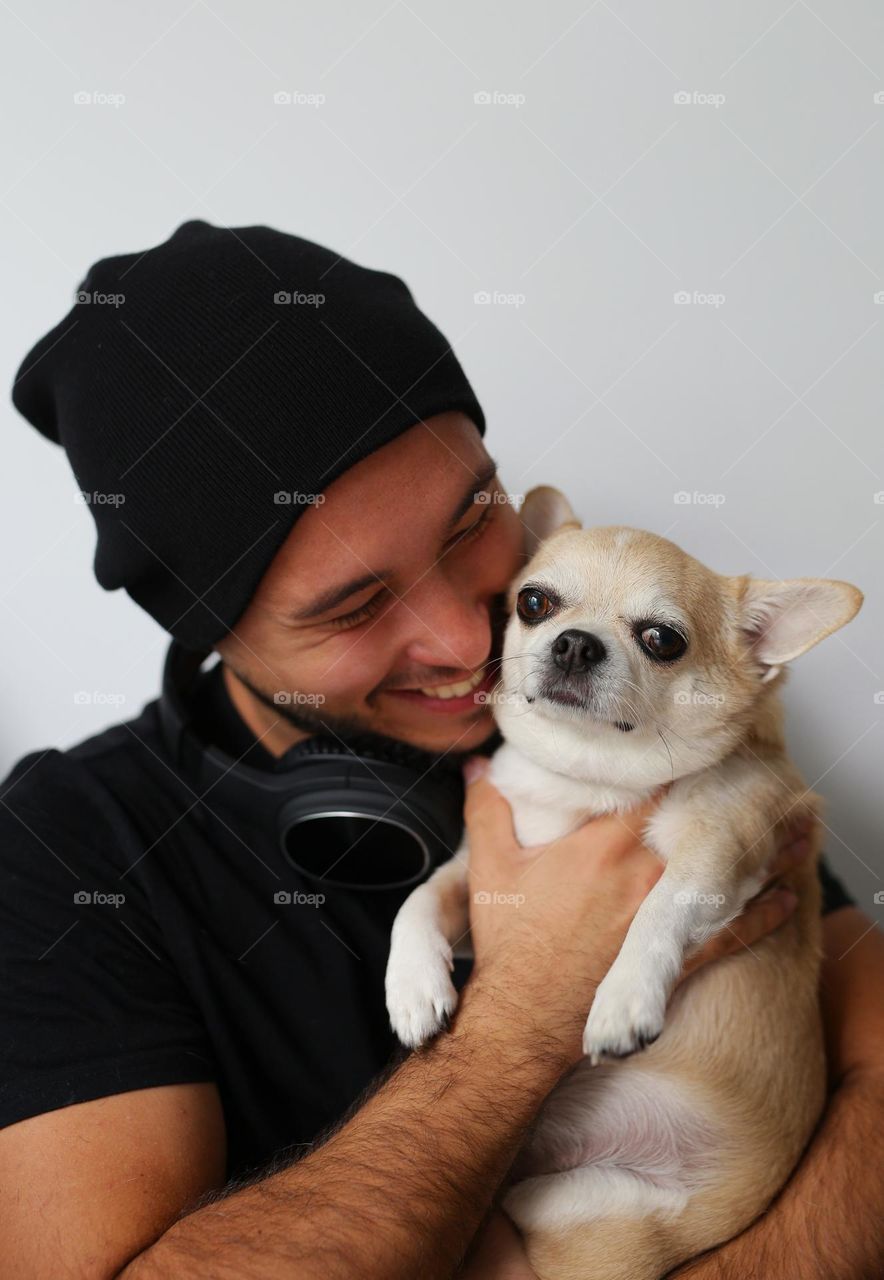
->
[551,629,607,674]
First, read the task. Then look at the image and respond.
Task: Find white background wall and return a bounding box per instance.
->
[1,1,881,909]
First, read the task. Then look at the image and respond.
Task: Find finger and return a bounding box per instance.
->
[678,885,798,983]
[776,812,816,848]
[761,833,813,886]
[462,758,519,862]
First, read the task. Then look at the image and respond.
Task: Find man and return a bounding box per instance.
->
[0,220,879,1279]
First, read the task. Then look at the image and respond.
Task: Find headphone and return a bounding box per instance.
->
[158,640,494,892]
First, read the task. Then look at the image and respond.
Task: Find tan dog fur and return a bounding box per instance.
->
[386,487,862,1279]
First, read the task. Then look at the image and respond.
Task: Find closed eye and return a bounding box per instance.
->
[328,589,389,629]
[444,502,495,552]
[326,506,495,630]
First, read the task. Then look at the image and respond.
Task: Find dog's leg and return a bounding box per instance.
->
[385,850,471,1049]
[582,764,814,1063]
[581,868,716,1062]
[505,1163,688,1237]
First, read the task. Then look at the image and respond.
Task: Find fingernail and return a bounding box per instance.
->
[778,887,799,909]
[462,756,489,784]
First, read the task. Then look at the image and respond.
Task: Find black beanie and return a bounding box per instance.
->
[11,219,485,650]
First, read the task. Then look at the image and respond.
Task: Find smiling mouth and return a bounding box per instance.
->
[383,664,497,715]
[416,667,486,699]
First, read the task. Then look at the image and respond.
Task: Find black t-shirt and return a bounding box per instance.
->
[0,662,856,1179]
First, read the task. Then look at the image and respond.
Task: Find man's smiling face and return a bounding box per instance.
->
[216,412,524,756]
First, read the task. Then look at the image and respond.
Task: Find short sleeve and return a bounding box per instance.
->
[0,749,216,1131]
[818,854,857,917]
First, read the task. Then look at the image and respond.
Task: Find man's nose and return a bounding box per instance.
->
[403,587,494,673]
[551,629,606,674]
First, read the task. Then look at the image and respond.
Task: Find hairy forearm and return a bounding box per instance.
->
[673,908,884,1279]
[121,981,573,1280]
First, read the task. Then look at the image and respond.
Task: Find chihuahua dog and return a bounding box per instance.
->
[385,486,863,1280]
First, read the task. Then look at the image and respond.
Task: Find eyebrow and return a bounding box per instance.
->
[293,457,500,621]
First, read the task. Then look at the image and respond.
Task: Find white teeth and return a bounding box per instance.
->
[419,667,485,699]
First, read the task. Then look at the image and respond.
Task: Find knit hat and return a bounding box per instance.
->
[11,219,485,650]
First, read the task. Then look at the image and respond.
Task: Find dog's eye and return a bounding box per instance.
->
[517,587,554,624]
[637,624,687,662]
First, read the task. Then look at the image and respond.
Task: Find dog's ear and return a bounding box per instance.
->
[740,577,863,680]
[519,486,581,557]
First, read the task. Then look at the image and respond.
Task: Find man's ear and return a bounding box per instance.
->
[740,577,863,680]
[519,486,581,557]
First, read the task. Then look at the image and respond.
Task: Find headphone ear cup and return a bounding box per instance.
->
[158,640,487,891]
[276,753,467,891]
[280,807,433,890]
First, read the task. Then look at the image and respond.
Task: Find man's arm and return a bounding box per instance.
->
[0,980,572,1280]
[128,981,571,1280]
[0,1083,228,1276]
[671,905,884,1280]
[0,772,659,1280]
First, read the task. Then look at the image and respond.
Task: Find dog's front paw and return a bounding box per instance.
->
[385,933,458,1050]
[582,970,666,1065]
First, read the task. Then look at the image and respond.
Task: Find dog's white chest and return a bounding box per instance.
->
[487,743,651,846]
